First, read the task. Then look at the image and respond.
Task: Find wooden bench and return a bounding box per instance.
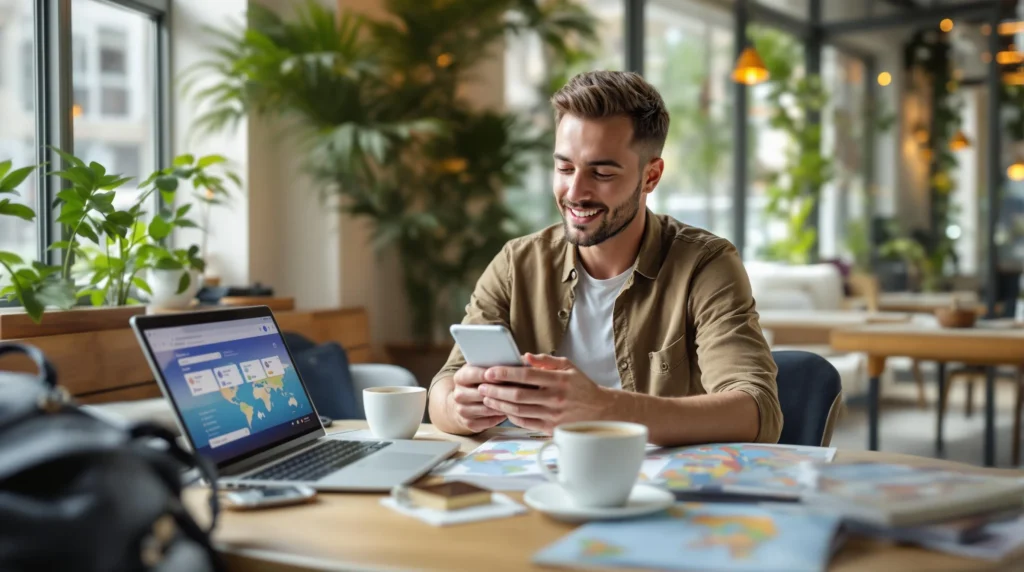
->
[0,307,371,404]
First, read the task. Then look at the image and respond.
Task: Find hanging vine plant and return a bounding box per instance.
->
[750,26,833,264]
[894,29,963,291]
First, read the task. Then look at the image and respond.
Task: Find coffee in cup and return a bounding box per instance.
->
[536,421,648,508]
[363,386,426,440]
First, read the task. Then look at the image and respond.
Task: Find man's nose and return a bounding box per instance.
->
[564,172,591,204]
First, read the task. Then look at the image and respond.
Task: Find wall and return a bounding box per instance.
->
[171,0,250,286]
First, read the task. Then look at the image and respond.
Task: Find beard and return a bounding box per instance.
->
[562,178,643,247]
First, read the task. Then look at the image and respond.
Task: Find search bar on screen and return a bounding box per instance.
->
[178,352,223,366]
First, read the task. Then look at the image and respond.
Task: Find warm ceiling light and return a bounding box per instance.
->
[997,51,1024,65]
[732,46,769,85]
[1009,159,1024,182]
[998,21,1024,35]
[1005,68,1024,85]
[913,125,930,145]
[940,18,954,32]
[949,130,970,151]
[435,53,453,68]
[982,51,993,63]
[877,71,892,86]
[72,104,83,118]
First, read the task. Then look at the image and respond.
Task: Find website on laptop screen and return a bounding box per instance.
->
[143,316,318,465]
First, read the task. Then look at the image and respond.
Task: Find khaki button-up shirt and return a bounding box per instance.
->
[431,210,783,443]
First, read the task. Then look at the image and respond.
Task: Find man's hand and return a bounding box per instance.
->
[447,365,508,433]
[477,353,614,434]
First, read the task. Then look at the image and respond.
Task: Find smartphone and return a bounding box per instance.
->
[449,324,525,367]
[222,485,317,511]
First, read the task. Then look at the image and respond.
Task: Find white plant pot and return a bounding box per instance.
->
[147,268,202,309]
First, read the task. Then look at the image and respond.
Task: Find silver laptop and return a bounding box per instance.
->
[130,306,457,491]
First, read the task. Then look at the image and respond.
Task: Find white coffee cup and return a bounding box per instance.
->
[363,386,426,440]
[536,421,648,508]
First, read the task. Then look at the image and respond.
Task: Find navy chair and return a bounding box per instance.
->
[772,350,843,447]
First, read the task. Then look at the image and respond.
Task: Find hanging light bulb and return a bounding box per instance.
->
[913,124,930,145]
[732,46,769,85]
[949,130,970,151]
[1009,157,1024,181]
[940,18,954,33]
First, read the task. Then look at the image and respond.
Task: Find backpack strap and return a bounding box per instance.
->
[0,343,58,389]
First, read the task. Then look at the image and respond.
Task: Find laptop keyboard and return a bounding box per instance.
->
[247,440,392,482]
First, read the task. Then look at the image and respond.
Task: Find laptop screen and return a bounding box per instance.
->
[142,315,319,466]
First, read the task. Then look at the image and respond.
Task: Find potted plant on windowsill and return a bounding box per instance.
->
[0,151,228,338]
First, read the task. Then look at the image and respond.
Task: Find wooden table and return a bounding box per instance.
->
[187,421,1024,572]
[877,291,987,315]
[832,323,1024,466]
[758,310,910,345]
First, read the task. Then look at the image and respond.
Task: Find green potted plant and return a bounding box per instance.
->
[0,150,230,328]
[186,0,594,356]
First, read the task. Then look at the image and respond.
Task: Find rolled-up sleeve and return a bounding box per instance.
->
[429,243,513,392]
[689,242,782,443]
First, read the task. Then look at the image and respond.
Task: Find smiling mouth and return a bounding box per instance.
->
[566,206,604,224]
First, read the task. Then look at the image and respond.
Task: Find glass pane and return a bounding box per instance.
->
[503,0,626,231]
[72,0,156,216]
[820,47,867,262]
[746,25,805,261]
[644,0,734,240]
[0,0,40,284]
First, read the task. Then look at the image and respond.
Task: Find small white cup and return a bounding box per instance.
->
[536,421,648,508]
[363,386,426,440]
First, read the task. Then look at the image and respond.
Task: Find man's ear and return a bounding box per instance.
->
[642,157,665,194]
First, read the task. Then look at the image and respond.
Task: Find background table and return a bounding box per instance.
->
[832,323,1024,466]
[187,422,1024,572]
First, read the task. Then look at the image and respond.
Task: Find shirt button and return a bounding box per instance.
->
[660,362,669,372]
[569,270,577,279]
[618,359,628,370]
[558,310,569,319]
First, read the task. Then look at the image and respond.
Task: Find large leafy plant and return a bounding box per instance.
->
[188,0,595,342]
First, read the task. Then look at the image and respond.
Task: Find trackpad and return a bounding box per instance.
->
[362,453,434,471]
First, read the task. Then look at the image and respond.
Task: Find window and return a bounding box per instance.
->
[0,0,39,288]
[72,0,159,218]
[1,0,168,293]
[820,47,868,262]
[746,26,806,261]
[98,27,127,74]
[644,0,735,240]
[503,0,626,231]
[19,41,33,112]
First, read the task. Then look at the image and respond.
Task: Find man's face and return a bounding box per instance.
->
[553,114,657,247]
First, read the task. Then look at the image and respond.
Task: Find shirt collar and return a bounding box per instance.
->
[559,209,663,282]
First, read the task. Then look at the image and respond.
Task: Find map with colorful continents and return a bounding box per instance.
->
[219,374,302,429]
[533,503,842,572]
[643,443,836,495]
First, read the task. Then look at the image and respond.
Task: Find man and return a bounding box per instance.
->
[427,71,782,446]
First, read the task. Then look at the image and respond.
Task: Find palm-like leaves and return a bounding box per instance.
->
[186,0,596,340]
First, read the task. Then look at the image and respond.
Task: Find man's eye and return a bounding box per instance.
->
[557,167,574,174]
[594,172,613,179]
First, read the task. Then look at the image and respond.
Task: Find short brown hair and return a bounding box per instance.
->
[551,70,670,160]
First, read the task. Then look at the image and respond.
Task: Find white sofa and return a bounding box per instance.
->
[745,261,869,398]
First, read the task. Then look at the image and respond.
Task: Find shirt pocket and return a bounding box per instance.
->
[648,335,689,378]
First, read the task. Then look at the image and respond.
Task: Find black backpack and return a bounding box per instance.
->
[0,342,223,572]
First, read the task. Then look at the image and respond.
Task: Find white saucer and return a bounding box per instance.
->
[523,483,674,523]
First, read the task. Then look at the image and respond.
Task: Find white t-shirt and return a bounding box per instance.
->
[556,263,633,389]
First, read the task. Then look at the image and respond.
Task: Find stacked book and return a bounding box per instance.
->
[796,461,1024,561]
